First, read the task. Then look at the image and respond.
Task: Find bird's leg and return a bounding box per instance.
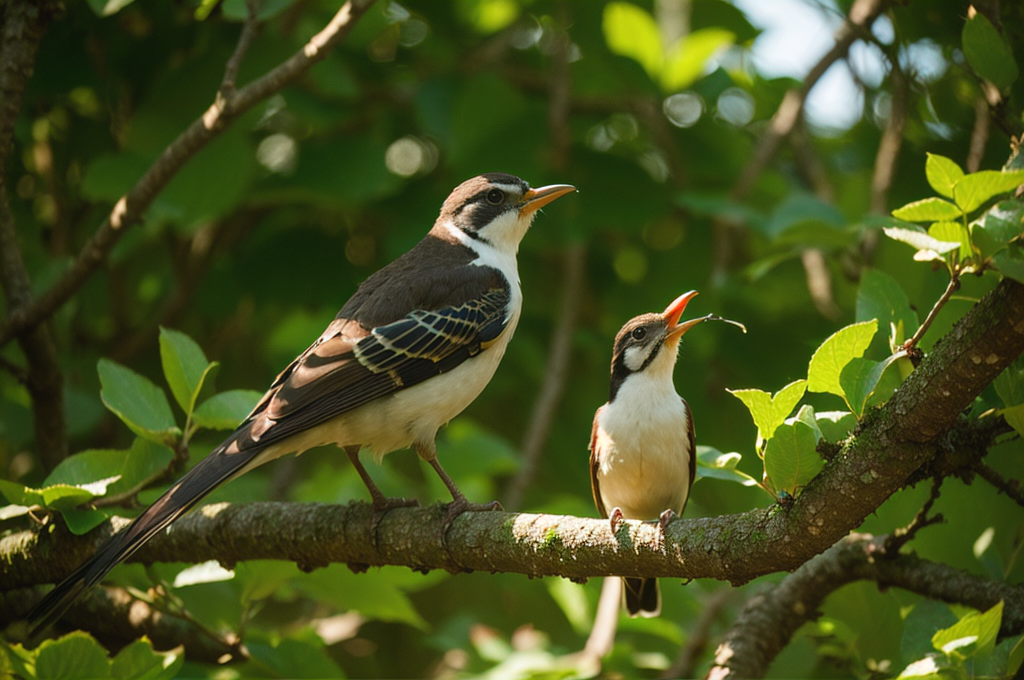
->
[658,509,677,532]
[414,441,501,533]
[345,446,418,536]
[609,507,625,534]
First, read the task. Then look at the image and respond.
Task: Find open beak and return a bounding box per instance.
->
[663,290,703,341]
[520,184,576,216]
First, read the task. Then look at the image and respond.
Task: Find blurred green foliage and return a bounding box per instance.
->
[2,0,1024,677]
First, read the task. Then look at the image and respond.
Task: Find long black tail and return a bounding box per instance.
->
[623,577,661,618]
[28,442,265,635]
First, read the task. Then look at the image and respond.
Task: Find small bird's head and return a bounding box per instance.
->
[609,291,703,399]
[438,173,575,254]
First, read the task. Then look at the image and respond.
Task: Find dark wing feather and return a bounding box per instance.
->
[589,406,607,519]
[236,283,512,452]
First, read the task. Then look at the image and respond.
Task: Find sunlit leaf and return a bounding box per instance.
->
[928,221,972,261]
[763,420,822,495]
[661,28,734,91]
[1000,404,1024,439]
[897,653,949,679]
[891,198,962,222]
[603,2,663,78]
[807,321,878,398]
[932,600,1003,659]
[726,379,806,442]
[925,153,964,199]
[815,411,857,443]
[839,354,902,417]
[953,170,1024,214]
[883,226,960,254]
[98,359,180,445]
[44,438,173,499]
[962,12,1019,89]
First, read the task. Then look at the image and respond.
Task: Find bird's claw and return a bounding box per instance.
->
[369,496,420,547]
[609,507,625,534]
[439,497,501,549]
[658,509,677,533]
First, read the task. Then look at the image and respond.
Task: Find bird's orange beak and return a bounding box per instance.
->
[663,290,703,340]
[520,184,576,216]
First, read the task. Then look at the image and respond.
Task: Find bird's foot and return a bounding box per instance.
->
[609,507,625,534]
[658,509,677,533]
[439,496,502,549]
[369,496,420,546]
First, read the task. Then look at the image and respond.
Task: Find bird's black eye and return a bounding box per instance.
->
[630,327,647,341]
[486,189,505,205]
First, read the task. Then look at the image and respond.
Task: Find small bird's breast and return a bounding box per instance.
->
[595,380,691,521]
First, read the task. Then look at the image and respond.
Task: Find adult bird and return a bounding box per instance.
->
[589,291,703,617]
[30,173,575,633]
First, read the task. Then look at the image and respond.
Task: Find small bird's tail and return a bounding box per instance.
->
[623,577,660,618]
[28,441,265,635]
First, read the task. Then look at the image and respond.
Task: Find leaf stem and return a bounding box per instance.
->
[903,271,961,352]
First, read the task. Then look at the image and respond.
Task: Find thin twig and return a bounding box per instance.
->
[221,0,260,95]
[974,461,1024,508]
[0,0,376,350]
[884,476,944,553]
[903,271,960,351]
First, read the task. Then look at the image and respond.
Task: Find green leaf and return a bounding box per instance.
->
[994,356,1024,406]
[36,631,112,680]
[246,636,345,680]
[1007,634,1024,676]
[1000,404,1024,439]
[962,12,1019,90]
[62,508,115,535]
[807,321,878,398]
[726,379,807,442]
[839,354,902,417]
[883,226,960,255]
[159,327,215,416]
[44,438,174,499]
[856,268,919,339]
[695,446,758,487]
[925,154,965,199]
[192,390,262,430]
[0,477,109,513]
[953,170,1024,214]
[993,251,1024,284]
[928,221,972,261]
[111,638,183,680]
[815,411,857,443]
[932,600,1003,659]
[902,601,959,665]
[98,359,180,445]
[763,420,822,496]
[603,2,663,78]
[661,28,734,91]
[891,197,962,222]
[897,654,949,679]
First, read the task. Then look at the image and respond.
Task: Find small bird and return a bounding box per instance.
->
[589,291,703,617]
[30,173,575,633]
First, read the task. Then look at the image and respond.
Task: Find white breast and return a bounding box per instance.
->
[594,373,692,520]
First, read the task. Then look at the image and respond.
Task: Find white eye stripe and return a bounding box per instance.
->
[488,182,524,195]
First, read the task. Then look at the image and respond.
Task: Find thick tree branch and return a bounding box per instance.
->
[3,279,1024,598]
[0,0,376,350]
[707,533,1024,679]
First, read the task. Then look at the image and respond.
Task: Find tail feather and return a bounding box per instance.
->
[623,577,660,618]
[29,442,265,635]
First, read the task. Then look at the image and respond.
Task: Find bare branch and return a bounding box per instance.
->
[707,533,1024,679]
[0,0,377,350]
[221,0,260,95]
[903,271,960,352]
[884,476,944,553]
[974,461,1024,508]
